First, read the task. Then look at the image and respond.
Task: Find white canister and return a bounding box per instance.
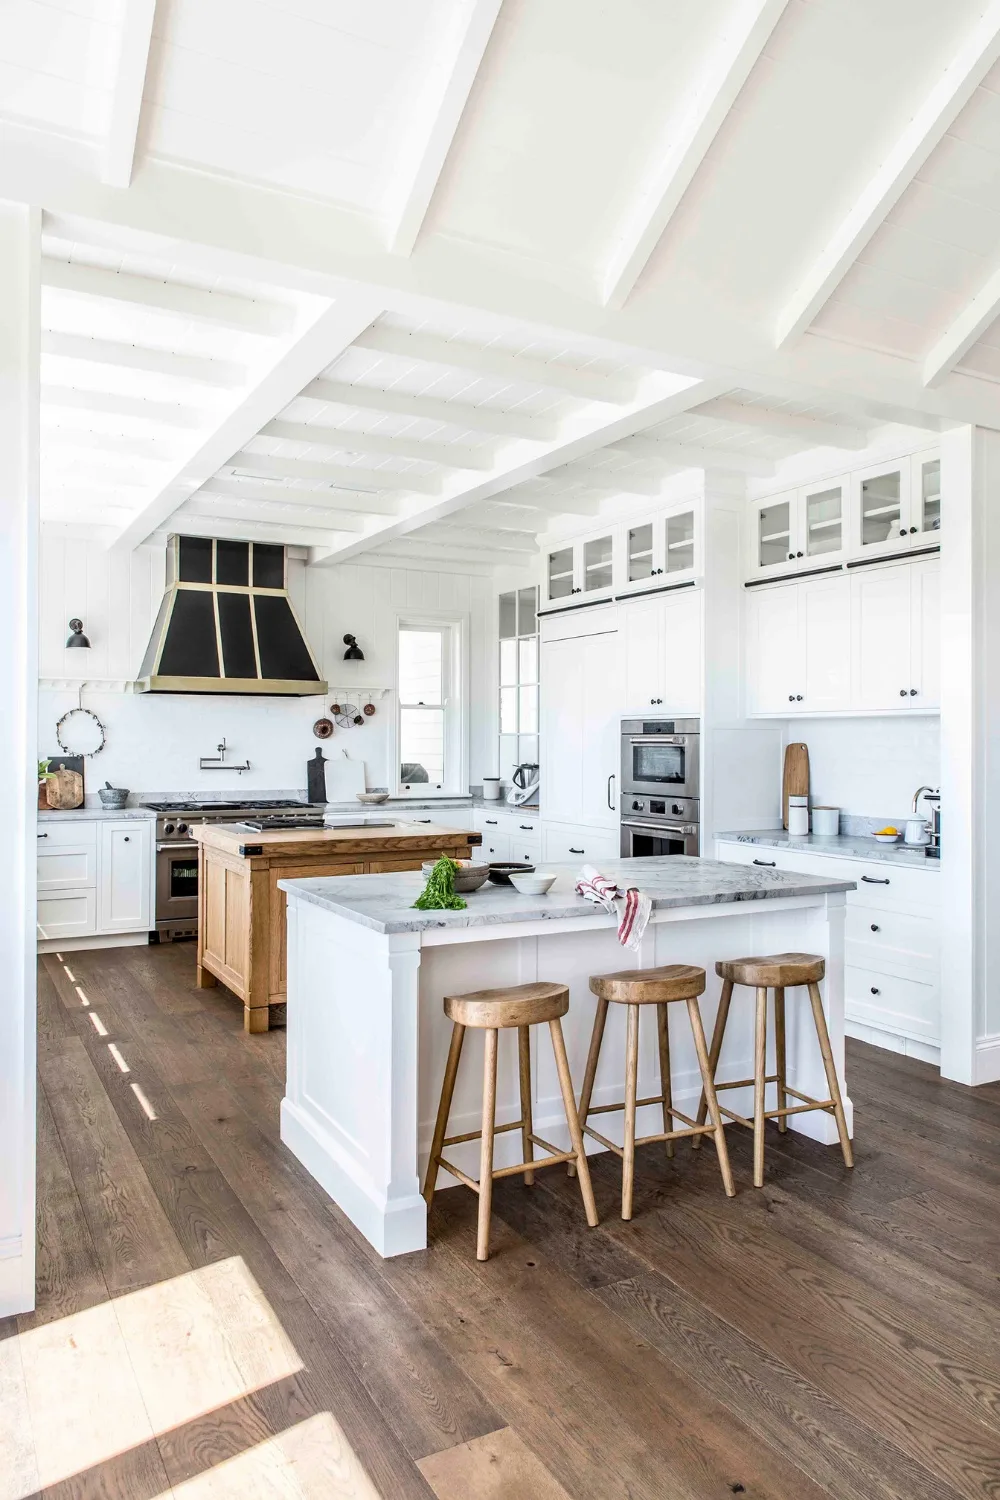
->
[788,795,809,837]
[904,816,930,845]
[811,806,840,837]
[482,777,501,802]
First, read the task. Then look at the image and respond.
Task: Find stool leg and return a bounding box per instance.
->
[774,986,788,1133]
[422,1022,466,1205]
[807,982,854,1169]
[622,1004,640,1221]
[693,978,733,1148]
[686,996,735,1198]
[477,1028,499,1261]
[753,986,768,1188]
[568,995,608,1179]
[656,1002,674,1159]
[548,1018,599,1228]
[517,1025,535,1187]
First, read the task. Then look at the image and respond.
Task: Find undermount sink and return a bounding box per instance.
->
[325,817,398,828]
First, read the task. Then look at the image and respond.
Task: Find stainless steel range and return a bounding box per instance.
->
[144,798,312,939]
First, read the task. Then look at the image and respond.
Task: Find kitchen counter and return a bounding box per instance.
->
[280,856,853,1257]
[38,806,156,821]
[715,829,939,870]
[191,818,478,1033]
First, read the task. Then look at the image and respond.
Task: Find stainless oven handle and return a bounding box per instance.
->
[626,735,693,747]
[157,842,197,853]
[621,820,695,836]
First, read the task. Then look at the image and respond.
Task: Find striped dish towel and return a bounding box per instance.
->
[575,865,653,951]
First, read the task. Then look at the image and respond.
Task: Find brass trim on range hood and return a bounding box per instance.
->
[135,675,327,696]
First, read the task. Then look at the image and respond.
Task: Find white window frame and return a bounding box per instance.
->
[392,612,468,798]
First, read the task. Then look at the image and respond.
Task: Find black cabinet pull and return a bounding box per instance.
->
[485,819,497,825]
[123,836,130,842]
[753,858,776,867]
[788,694,795,702]
[899,528,907,538]
[796,550,803,558]
[862,875,890,884]
[899,689,907,697]
[795,694,803,701]
[569,846,584,854]
[909,688,918,696]
[870,986,880,995]
[910,526,918,534]
[870,923,880,932]
[519,824,534,831]
[37,832,48,838]
[787,551,794,560]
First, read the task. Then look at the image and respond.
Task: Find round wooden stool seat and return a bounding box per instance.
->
[444,981,569,1029]
[589,964,706,1005]
[715,952,825,989]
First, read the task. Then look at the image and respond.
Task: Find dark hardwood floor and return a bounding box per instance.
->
[15,941,1000,1498]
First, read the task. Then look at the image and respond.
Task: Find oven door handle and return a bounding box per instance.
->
[626,735,692,747]
[621,820,695,836]
[157,842,197,854]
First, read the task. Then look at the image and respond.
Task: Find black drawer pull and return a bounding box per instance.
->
[37,832,48,838]
[862,875,890,884]
[870,986,880,995]
[485,819,497,825]
[569,847,584,854]
[123,836,130,842]
[753,858,776,867]
[519,824,534,831]
[870,923,880,932]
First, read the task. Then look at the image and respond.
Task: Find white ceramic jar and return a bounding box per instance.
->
[788,795,809,837]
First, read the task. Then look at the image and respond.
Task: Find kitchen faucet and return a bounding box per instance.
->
[912,784,939,813]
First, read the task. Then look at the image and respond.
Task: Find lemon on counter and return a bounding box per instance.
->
[875,825,898,836]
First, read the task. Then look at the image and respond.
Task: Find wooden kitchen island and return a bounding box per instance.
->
[192,818,478,1032]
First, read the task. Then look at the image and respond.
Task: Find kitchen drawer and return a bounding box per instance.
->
[37,889,97,941]
[474,808,539,838]
[542,825,619,865]
[846,964,938,1043]
[36,820,97,848]
[715,841,938,911]
[37,842,98,892]
[510,837,541,866]
[480,832,511,862]
[846,904,938,975]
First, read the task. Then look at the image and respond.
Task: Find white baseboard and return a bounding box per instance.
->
[38,932,151,954]
[975,1033,1000,1085]
[846,1019,940,1068]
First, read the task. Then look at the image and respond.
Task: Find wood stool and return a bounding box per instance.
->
[422,981,598,1261]
[572,965,735,1220]
[693,952,853,1187]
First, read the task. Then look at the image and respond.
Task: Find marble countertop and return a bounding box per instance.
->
[38,805,156,821]
[280,855,854,935]
[715,829,939,870]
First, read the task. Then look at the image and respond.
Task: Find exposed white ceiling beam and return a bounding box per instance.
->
[556,461,667,497]
[775,1,1000,348]
[41,331,246,389]
[695,396,872,449]
[608,435,774,475]
[232,450,443,495]
[39,425,178,460]
[178,494,367,532]
[260,419,496,470]
[495,481,606,515]
[602,0,790,309]
[922,261,1000,387]
[197,474,400,515]
[416,523,538,553]
[109,295,386,549]
[311,375,717,565]
[386,0,503,255]
[42,383,205,427]
[166,514,361,549]
[42,258,296,337]
[303,378,560,441]
[353,325,639,404]
[375,539,511,568]
[472,502,560,529]
[102,0,156,188]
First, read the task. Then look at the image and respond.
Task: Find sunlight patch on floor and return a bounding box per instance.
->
[5,1257,304,1496]
[158,1413,383,1499]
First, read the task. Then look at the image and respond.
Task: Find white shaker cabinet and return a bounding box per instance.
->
[540,623,621,831]
[99,820,153,933]
[851,559,939,712]
[621,590,701,714]
[746,583,800,713]
[799,575,852,712]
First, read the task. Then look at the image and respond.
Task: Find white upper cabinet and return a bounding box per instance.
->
[801,476,849,566]
[911,450,941,542]
[622,593,663,708]
[543,527,616,607]
[852,458,910,559]
[908,559,940,710]
[746,584,801,713]
[850,565,913,709]
[750,491,799,576]
[750,478,848,577]
[621,589,701,713]
[542,504,700,609]
[799,575,852,712]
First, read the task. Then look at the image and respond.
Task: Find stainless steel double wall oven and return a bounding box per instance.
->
[619,718,700,857]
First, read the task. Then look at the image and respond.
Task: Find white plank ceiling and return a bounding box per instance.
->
[4,0,996,563]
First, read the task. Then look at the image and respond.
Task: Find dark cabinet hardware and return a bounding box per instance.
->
[607,774,615,810]
[870,923,880,932]
[37,832,48,838]
[787,551,795,560]
[796,550,803,558]
[899,689,907,696]
[753,858,776,866]
[569,846,584,854]
[910,688,918,695]
[788,694,795,701]
[485,819,497,825]
[870,986,880,995]
[862,875,890,884]
[519,824,534,831]
[795,694,803,701]
[909,526,918,534]
[123,836,130,843]
[899,528,907,537]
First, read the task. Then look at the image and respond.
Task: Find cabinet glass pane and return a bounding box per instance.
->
[920,459,940,533]
[548,546,574,599]
[517,585,538,635]
[758,500,791,567]
[499,639,517,685]
[518,685,538,734]
[860,470,901,546]
[628,522,654,582]
[499,687,517,733]
[517,735,538,768]
[518,637,537,684]
[805,485,842,557]
[583,534,613,592]
[666,509,695,573]
[499,591,516,637]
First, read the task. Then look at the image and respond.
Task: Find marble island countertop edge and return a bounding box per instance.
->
[714,829,940,869]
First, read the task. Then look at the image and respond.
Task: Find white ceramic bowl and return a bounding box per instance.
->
[873,832,900,844]
[356,791,389,804]
[509,870,558,896]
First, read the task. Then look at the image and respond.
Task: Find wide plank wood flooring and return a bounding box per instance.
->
[7,942,1000,1498]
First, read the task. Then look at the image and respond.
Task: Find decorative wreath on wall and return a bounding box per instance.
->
[55,706,107,757]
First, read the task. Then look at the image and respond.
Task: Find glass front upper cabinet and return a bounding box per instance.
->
[803,477,847,561]
[913,452,941,537]
[582,533,614,594]
[753,493,798,573]
[854,459,909,556]
[665,508,696,574]
[626,521,655,585]
[546,545,575,601]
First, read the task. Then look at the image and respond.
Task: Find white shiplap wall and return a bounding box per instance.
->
[38,532,493,796]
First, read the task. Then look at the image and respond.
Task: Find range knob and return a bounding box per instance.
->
[632,800,642,811]
[671,804,683,815]
[177,822,189,835]
[163,821,175,836]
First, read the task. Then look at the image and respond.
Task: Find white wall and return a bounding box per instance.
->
[784,715,940,822]
[38,533,493,798]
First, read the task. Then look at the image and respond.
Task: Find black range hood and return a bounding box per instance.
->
[136,536,327,696]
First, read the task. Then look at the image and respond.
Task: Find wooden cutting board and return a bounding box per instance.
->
[782,742,809,830]
[45,763,84,809]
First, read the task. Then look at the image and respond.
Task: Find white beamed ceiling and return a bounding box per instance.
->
[7,0,995,558]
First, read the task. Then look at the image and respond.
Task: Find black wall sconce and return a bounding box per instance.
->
[66,618,91,649]
[342,633,365,661]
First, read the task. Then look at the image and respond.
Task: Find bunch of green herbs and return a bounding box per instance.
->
[412,855,467,911]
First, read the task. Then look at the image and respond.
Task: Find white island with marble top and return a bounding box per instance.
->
[279,857,855,1256]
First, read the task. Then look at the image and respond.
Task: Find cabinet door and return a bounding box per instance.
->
[851,566,913,710]
[800,576,852,712]
[746,585,801,714]
[751,492,799,575]
[802,477,848,563]
[581,531,615,599]
[624,518,659,590]
[661,591,702,714]
[853,459,910,558]
[38,889,98,941]
[99,821,152,933]
[909,560,940,709]
[911,452,940,541]
[621,595,663,709]
[665,507,697,578]
[479,830,511,862]
[540,636,584,823]
[545,543,576,604]
[580,631,622,827]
